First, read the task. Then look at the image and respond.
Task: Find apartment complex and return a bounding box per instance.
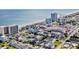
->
[9,25,18,34]
[51,13,58,22]
[0,25,18,35]
[0,26,9,35]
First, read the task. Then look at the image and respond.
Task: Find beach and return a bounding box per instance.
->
[18,19,45,28]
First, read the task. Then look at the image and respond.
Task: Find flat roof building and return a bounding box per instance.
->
[0,25,18,35]
[51,13,58,22]
[9,25,18,34]
[0,26,9,35]
[46,18,52,24]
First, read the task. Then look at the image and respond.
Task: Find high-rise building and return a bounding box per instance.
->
[0,25,18,35]
[58,16,65,25]
[0,26,9,35]
[51,13,58,22]
[9,25,18,34]
[46,18,52,24]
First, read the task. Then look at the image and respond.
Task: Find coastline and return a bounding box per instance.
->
[18,19,45,28]
[0,19,45,29]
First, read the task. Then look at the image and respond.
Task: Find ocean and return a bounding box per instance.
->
[0,9,78,27]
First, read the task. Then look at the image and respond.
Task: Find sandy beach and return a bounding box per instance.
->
[18,19,45,28]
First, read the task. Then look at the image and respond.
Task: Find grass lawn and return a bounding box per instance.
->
[53,40,62,47]
[7,46,16,49]
[1,42,8,47]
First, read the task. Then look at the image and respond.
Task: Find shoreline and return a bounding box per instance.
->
[0,19,45,30]
[18,19,45,28]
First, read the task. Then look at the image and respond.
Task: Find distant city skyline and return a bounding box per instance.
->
[0,9,78,26]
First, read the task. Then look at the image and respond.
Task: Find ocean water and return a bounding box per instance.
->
[0,9,78,26]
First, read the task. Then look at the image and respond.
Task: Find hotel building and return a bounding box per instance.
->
[9,25,18,34]
[0,26,9,35]
[51,13,58,22]
[46,18,52,24]
[0,25,18,35]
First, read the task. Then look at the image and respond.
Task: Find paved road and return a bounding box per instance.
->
[56,26,79,49]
